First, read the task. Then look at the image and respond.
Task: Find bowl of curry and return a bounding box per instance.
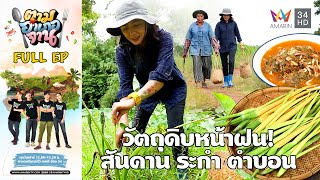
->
[253,33,320,87]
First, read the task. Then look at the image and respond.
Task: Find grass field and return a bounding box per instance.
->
[82,107,229,180]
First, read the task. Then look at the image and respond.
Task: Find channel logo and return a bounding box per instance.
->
[270,9,291,22]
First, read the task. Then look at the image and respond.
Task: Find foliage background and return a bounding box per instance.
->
[82,0,119,108]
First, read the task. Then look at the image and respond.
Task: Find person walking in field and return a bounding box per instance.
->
[183,10,219,88]
[34,91,55,150]
[107,0,188,179]
[215,8,244,88]
[22,89,39,147]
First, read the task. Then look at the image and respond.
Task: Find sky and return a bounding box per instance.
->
[93,0,320,45]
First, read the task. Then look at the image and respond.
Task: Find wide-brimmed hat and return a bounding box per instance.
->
[219,8,232,16]
[192,10,208,19]
[106,0,159,36]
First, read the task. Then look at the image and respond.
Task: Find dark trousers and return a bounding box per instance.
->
[132,99,188,161]
[26,118,37,142]
[8,120,20,141]
[191,55,212,82]
[53,118,69,145]
[220,49,237,76]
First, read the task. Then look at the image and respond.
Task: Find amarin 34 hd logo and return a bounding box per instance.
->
[270,8,311,29]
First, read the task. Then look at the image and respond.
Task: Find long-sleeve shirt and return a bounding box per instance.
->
[115,29,186,112]
[215,20,242,53]
[185,21,216,56]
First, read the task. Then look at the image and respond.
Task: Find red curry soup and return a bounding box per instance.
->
[261,40,320,87]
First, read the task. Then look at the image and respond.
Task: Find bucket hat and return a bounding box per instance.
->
[192,10,208,19]
[106,0,158,36]
[219,8,232,16]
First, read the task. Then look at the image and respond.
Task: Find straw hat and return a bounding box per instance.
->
[106,0,158,36]
[192,10,208,19]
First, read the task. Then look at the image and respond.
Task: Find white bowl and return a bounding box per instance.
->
[252,33,320,86]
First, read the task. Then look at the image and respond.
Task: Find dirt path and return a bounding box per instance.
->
[186,69,248,109]
[204,69,246,102]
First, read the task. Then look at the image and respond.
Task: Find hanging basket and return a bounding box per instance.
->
[211,69,223,84]
[240,62,252,79]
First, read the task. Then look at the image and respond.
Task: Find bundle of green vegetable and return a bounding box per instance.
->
[219,86,320,178]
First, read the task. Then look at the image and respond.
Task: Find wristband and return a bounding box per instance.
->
[127,92,141,106]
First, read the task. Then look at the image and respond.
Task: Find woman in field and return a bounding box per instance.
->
[107,0,188,179]
[215,8,244,87]
[183,10,219,88]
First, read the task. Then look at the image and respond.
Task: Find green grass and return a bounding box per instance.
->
[82,109,111,180]
[82,107,230,180]
[175,44,268,108]
[175,44,259,71]
[185,84,219,111]
[174,54,219,110]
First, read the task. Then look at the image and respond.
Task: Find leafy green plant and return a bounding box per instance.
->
[82,100,250,180]
[63,91,80,110]
[82,101,118,180]
[315,0,320,15]
[68,68,81,91]
[212,92,236,115]
[82,0,119,109]
[99,73,119,108]
[174,43,184,56]
[175,91,236,128]
[82,37,119,108]
[0,70,24,88]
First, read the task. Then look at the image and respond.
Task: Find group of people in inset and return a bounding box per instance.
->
[183,8,244,88]
[7,89,71,150]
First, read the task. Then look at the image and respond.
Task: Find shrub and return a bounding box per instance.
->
[82,38,119,108]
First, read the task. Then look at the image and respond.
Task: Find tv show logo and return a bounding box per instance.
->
[12,8,69,48]
[270,8,311,29]
[270,9,291,22]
